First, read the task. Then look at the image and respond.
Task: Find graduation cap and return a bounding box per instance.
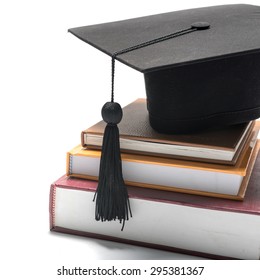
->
[68,4,260,229]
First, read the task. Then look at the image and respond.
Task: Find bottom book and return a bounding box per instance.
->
[50,152,260,260]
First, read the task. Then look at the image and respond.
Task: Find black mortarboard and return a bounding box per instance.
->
[68,4,260,229]
[69,4,260,134]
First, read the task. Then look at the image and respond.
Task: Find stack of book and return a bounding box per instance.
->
[50,99,260,259]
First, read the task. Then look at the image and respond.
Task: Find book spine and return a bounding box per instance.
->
[66,153,72,176]
[81,131,87,147]
[49,184,56,229]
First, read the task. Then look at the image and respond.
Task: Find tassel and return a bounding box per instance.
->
[93,102,132,230]
[91,24,211,230]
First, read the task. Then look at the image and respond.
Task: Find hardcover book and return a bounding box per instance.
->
[67,135,259,199]
[82,99,254,165]
[51,150,260,260]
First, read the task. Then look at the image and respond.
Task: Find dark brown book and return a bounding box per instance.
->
[82,99,255,164]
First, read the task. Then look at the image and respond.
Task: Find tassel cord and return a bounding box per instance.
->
[111,27,196,103]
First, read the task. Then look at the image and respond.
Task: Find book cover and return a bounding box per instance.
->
[67,134,259,199]
[51,150,260,260]
[82,99,255,164]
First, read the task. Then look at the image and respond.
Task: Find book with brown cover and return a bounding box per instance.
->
[51,150,260,260]
[82,99,254,165]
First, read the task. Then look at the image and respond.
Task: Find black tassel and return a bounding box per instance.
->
[93,102,132,230]
[91,24,211,230]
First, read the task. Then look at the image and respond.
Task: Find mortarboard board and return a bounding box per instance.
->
[69,4,260,134]
[68,4,260,229]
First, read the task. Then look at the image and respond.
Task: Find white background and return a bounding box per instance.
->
[1,0,260,279]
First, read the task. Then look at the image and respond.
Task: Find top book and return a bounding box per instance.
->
[82,99,254,165]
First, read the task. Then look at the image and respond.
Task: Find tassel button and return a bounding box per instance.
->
[102,102,123,125]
